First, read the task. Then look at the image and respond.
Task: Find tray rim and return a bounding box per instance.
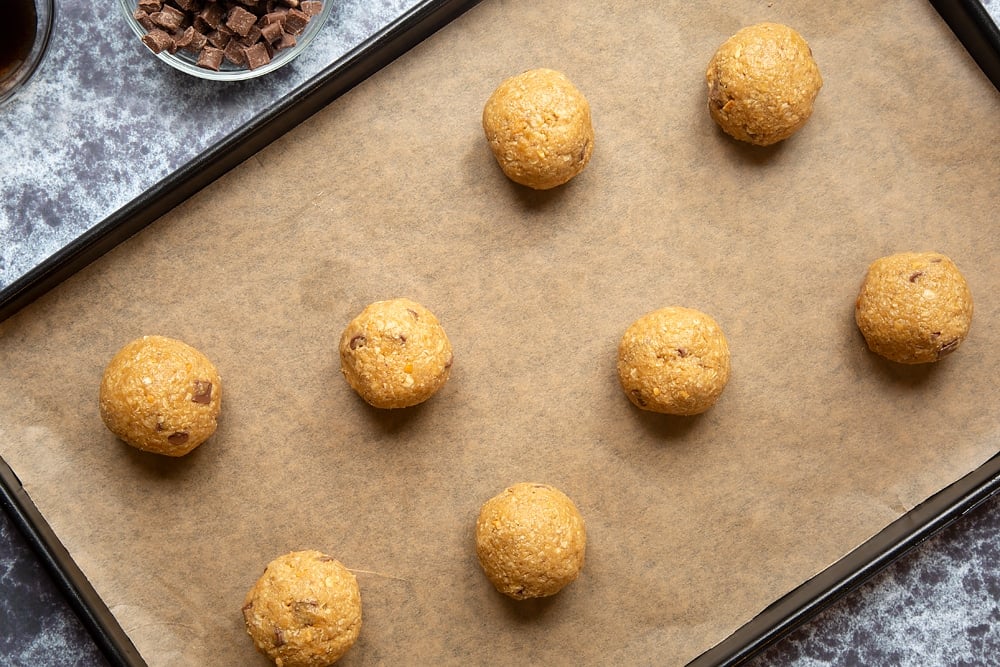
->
[0,1,997,665]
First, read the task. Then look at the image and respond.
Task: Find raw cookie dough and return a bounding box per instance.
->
[706,22,822,146]
[99,335,221,456]
[482,68,594,190]
[855,251,973,364]
[475,482,587,600]
[339,298,453,409]
[617,307,731,416]
[243,550,362,667]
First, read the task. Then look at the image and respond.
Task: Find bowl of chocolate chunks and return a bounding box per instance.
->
[120,0,332,80]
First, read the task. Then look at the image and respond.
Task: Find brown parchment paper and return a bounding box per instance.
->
[1,1,998,664]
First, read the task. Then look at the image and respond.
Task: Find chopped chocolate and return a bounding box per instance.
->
[196,46,224,70]
[244,42,271,69]
[173,25,196,49]
[141,29,174,54]
[206,29,231,49]
[150,5,186,32]
[260,11,288,26]
[226,5,257,37]
[349,335,366,350]
[908,271,923,282]
[239,24,263,47]
[191,380,213,404]
[275,32,296,51]
[260,20,283,44]
[301,0,322,16]
[133,9,155,31]
[167,431,190,446]
[198,3,225,30]
[132,0,324,71]
[630,389,647,407]
[282,8,309,35]
[273,628,285,648]
[224,39,247,67]
[186,29,208,53]
[937,338,961,358]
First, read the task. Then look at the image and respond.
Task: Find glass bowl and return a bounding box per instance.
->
[118,0,333,81]
[0,0,55,107]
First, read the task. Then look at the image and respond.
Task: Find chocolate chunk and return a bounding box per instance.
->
[908,271,923,282]
[239,25,263,47]
[174,26,196,49]
[198,3,225,30]
[349,335,366,350]
[407,308,419,319]
[224,38,247,66]
[141,29,174,54]
[226,5,257,37]
[150,5,186,32]
[273,627,285,647]
[937,338,960,358]
[260,20,283,44]
[185,29,208,53]
[282,8,310,35]
[192,380,213,404]
[275,32,296,51]
[260,11,287,26]
[174,0,199,10]
[137,0,162,12]
[630,389,647,407]
[676,348,688,357]
[206,29,232,49]
[196,46,224,70]
[300,0,322,15]
[133,9,155,31]
[167,431,190,446]
[243,42,271,69]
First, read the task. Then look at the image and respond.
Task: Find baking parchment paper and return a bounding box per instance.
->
[1,0,998,664]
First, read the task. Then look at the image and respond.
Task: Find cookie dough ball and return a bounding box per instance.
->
[617,307,731,416]
[242,550,362,667]
[855,251,973,364]
[475,482,587,600]
[339,298,453,409]
[482,68,594,190]
[706,23,822,146]
[99,335,221,456]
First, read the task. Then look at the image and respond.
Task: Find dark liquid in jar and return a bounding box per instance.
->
[0,0,37,81]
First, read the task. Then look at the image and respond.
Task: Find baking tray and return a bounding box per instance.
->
[0,1,997,666]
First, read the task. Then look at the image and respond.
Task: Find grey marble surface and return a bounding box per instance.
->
[1,1,999,666]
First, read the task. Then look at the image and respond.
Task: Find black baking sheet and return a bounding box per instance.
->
[0,2,998,666]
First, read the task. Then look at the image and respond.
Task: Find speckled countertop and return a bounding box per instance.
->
[2,1,999,666]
